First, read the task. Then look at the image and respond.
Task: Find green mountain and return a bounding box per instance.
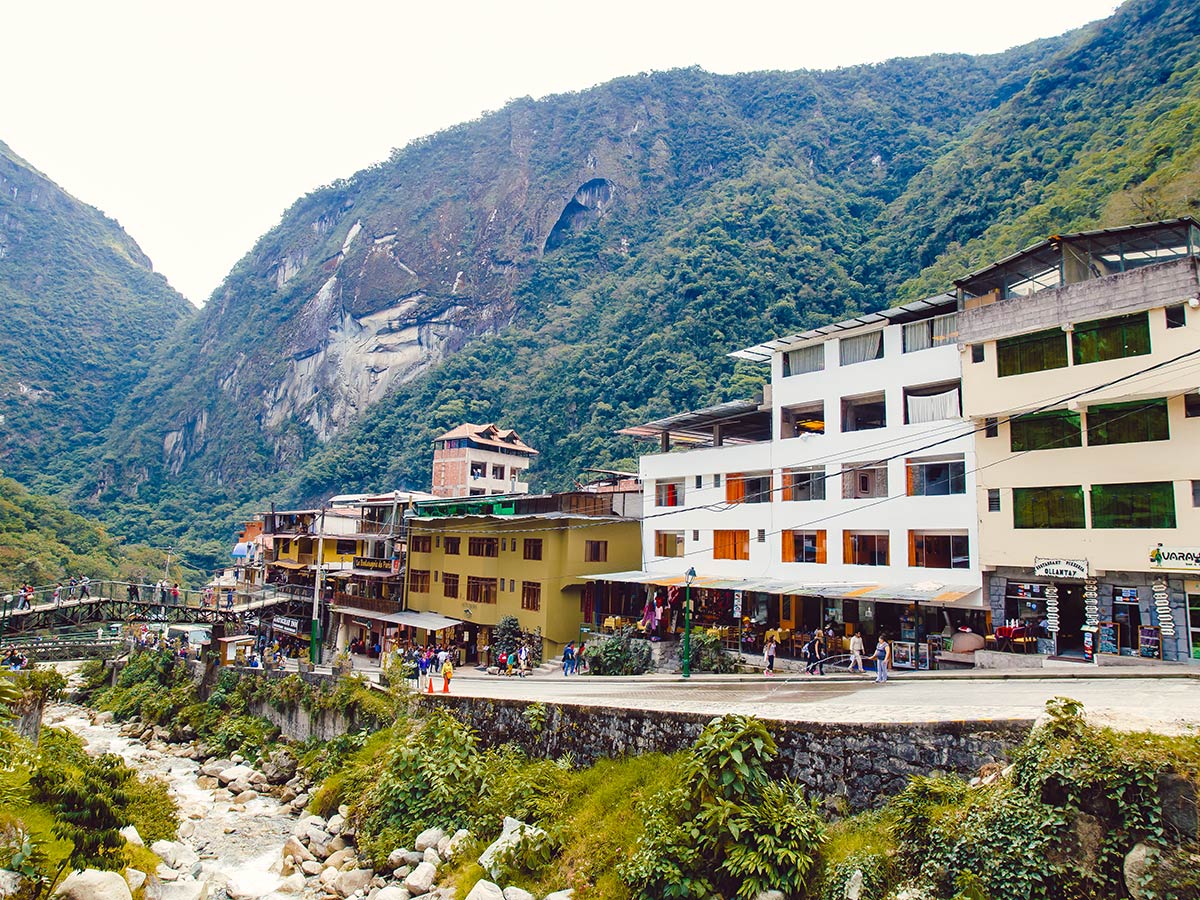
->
[0,140,194,490]
[80,0,1200,569]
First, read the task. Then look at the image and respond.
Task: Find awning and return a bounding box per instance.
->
[331,606,462,631]
[231,542,251,558]
[269,560,309,570]
[587,571,983,607]
[341,567,400,579]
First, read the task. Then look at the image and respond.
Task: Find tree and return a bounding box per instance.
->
[46,754,132,887]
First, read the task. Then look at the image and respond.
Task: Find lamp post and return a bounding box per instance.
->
[682,567,696,679]
[310,506,326,665]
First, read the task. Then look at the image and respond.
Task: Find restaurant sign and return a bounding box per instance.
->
[354,556,393,572]
[1033,557,1089,579]
[273,615,302,636]
[1149,546,1200,572]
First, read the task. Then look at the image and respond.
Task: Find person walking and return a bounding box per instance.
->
[79,576,91,599]
[52,583,62,607]
[874,633,891,684]
[763,635,777,676]
[441,657,454,693]
[563,641,575,676]
[417,650,430,691]
[577,642,587,674]
[849,630,865,673]
[812,630,826,676]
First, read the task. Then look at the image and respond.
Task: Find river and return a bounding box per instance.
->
[46,703,299,900]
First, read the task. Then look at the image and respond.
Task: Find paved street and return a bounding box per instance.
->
[432,667,1200,735]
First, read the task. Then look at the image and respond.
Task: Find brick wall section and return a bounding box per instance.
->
[958,257,1200,344]
[425,694,1032,810]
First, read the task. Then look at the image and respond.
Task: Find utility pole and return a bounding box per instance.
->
[310,507,326,664]
[683,567,696,678]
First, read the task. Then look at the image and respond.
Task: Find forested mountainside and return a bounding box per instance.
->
[74,0,1200,568]
[0,140,194,490]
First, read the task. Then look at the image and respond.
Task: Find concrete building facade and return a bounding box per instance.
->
[431,423,538,497]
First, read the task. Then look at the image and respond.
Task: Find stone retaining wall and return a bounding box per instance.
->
[423,694,1033,810]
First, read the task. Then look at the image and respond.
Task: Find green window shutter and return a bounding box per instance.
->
[1090,481,1177,529]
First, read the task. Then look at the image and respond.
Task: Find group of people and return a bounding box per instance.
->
[385,644,456,692]
[496,643,532,676]
[3,648,30,669]
[762,629,893,683]
[5,577,92,611]
[561,640,587,675]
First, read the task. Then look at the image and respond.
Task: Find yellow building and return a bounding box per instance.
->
[956,218,1200,661]
[404,491,643,660]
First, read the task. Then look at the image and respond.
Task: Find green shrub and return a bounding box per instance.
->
[687,631,736,674]
[588,628,652,676]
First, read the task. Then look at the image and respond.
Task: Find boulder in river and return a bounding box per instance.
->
[54,870,133,900]
[413,828,444,853]
[333,869,374,898]
[402,863,437,897]
[463,882,503,900]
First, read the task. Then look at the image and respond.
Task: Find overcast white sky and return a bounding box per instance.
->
[1,0,1119,306]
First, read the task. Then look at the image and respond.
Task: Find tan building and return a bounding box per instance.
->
[404,490,642,660]
[431,423,538,497]
[956,218,1200,661]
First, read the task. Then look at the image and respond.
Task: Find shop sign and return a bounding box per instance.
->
[274,615,301,636]
[1149,546,1200,571]
[354,556,392,571]
[1034,557,1089,579]
[733,591,743,618]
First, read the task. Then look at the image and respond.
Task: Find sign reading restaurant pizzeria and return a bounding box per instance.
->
[354,556,393,572]
[1149,546,1200,572]
[273,615,301,636]
[1033,557,1089,579]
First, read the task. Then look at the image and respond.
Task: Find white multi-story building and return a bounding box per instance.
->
[608,294,986,654]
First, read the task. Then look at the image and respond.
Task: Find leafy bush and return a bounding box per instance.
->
[588,628,652,676]
[687,631,736,674]
[493,616,522,657]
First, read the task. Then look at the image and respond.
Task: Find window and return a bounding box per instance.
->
[470,462,486,479]
[782,344,824,376]
[757,529,766,543]
[1193,480,1200,507]
[468,536,499,557]
[466,576,497,604]
[1187,394,1200,418]
[713,530,750,560]
[692,530,700,541]
[523,538,543,560]
[906,457,966,495]
[984,417,999,438]
[444,537,461,555]
[997,328,1068,377]
[695,475,703,489]
[335,539,357,555]
[492,464,505,480]
[781,401,825,438]
[971,344,985,364]
[842,393,887,431]
[840,331,884,365]
[1090,481,1176,529]
[521,581,542,611]
[781,530,826,563]
[1010,410,1082,452]
[902,313,958,352]
[987,488,1001,512]
[1087,399,1169,446]
[909,532,969,569]
[501,538,507,552]
[1166,304,1187,328]
[843,462,888,499]
[1072,312,1151,365]
[655,531,685,558]
[409,534,432,553]
[655,479,684,507]
[409,570,431,593]
[726,472,772,504]
[714,474,722,488]
[442,573,459,599]
[904,381,961,424]
[844,532,889,565]
[1013,486,1085,528]
[783,467,826,501]
[584,540,608,562]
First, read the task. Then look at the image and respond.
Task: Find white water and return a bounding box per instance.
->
[46,704,299,900]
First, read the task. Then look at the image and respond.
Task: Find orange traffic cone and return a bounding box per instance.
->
[442,676,450,694]
[426,676,433,694]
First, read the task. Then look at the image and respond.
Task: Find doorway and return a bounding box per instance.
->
[1056,582,1085,653]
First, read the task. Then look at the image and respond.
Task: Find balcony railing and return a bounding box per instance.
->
[333,593,400,615]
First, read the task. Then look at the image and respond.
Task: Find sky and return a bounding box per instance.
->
[1,0,1120,307]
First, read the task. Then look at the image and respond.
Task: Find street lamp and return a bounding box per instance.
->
[682,567,696,679]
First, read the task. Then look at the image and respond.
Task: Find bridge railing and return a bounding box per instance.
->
[0,580,295,615]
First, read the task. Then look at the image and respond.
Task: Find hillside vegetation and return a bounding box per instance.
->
[0,141,193,492]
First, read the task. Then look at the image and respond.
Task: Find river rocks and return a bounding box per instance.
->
[500,888,533,900]
[196,776,219,790]
[319,869,340,889]
[327,814,346,835]
[282,836,314,863]
[324,849,357,870]
[374,888,411,900]
[334,869,374,898]
[94,711,115,725]
[262,749,297,785]
[385,850,408,871]
[752,892,785,900]
[123,871,146,894]
[277,874,306,894]
[1,870,30,900]
[421,849,440,867]
[155,866,179,883]
[120,825,144,846]
[542,891,574,900]
[464,882,504,900]
[1159,773,1198,840]
[217,765,254,786]
[444,830,471,861]
[301,862,322,877]
[200,759,232,778]
[55,869,133,900]
[402,864,437,896]
[478,819,546,881]
[234,790,259,804]
[413,829,444,853]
